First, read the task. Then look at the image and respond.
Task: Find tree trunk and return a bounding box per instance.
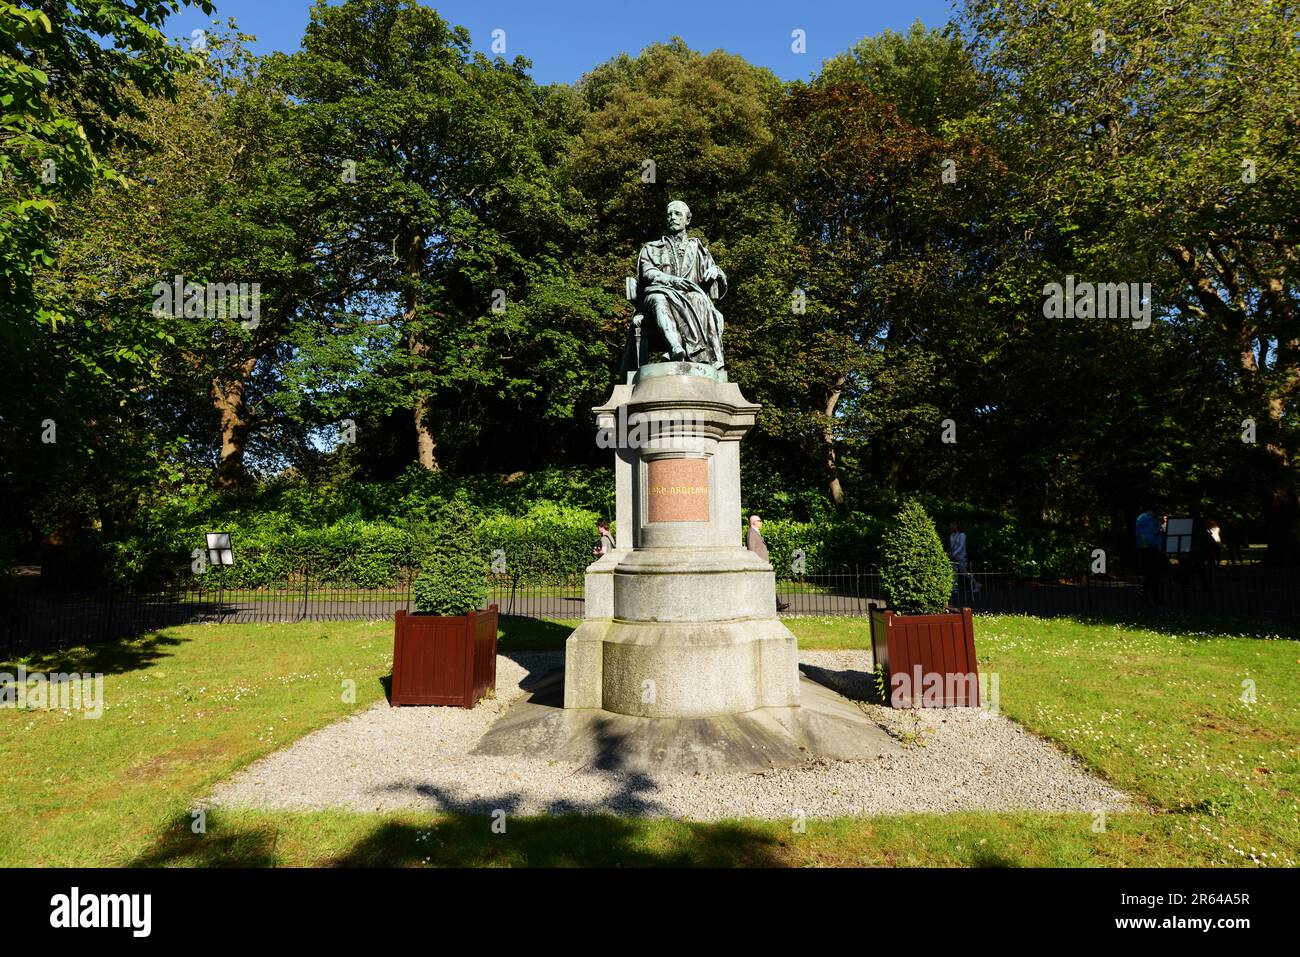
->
[412,388,439,471]
[884,453,903,490]
[823,375,846,509]
[401,227,439,472]
[408,331,439,471]
[211,357,259,491]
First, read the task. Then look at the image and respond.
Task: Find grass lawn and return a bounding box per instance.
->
[1,612,1296,867]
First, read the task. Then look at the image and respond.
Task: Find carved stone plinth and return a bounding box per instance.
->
[564,362,800,717]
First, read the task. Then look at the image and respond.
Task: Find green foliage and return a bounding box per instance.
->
[412,495,488,616]
[759,514,887,576]
[98,466,614,588]
[758,506,1092,578]
[480,501,601,582]
[268,0,586,476]
[0,0,213,336]
[879,500,953,615]
[955,0,1300,560]
[109,519,423,590]
[820,20,986,130]
[11,1,1298,571]
[872,662,888,704]
[1,1,215,569]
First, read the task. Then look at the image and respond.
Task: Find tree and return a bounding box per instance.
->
[269,0,582,472]
[36,29,320,493]
[957,0,1300,559]
[1,0,212,341]
[0,0,212,564]
[776,25,999,508]
[411,492,489,615]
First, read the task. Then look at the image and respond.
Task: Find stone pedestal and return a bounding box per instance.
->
[564,362,800,717]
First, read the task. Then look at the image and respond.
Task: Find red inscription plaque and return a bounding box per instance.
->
[646,458,709,523]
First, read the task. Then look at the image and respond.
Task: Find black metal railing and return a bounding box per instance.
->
[1,571,415,655]
[4,559,1297,657]
[775,562,1300,620]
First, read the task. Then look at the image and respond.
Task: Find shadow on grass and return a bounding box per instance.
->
[325,815,786,867]
[2,629,186,677]
[968,846,1021,867]
[131,811,284,867]
[496,616,574,652]
[129,808,789,867]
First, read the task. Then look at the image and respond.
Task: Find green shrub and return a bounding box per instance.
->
[412,495,489,615]
[759,513,886,576]
[290,521,419,586]
[879,499,953,615]
[478,501,599,582]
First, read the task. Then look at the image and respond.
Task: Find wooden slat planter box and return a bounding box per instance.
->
[391,604,498,707]
[869,607,979,708]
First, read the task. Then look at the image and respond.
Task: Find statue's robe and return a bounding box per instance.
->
[637,235,728,367]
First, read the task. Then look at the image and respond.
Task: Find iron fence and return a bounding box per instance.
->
[3,558,1298,657]
[1,571,415,655]
[775,563,1300,620]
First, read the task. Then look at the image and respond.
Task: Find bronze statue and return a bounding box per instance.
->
[634,200,728,369]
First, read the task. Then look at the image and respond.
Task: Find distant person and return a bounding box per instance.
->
[592,519,615,558]
[1184,507,1215,590]
[746,514,789,611]
[1135,505,1166,603]
[1223,518,1247,564]
[1206,519,1223,566]
[948,521,981,596]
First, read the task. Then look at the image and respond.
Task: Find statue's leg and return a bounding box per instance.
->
[644,294,687,361]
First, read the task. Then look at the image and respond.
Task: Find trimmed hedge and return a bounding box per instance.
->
[88,465,1097,589]
[412,496,488,615]
[108,502,605,590]
[111,520,424,589]
[478,501,602,582]
[758,515,887,576]
[755,511,1092,577]
[880,500,954,615]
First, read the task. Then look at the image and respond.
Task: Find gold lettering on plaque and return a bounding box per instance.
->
[646,458,709,523]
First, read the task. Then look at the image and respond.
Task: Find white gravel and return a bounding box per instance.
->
[207,651,1132,820]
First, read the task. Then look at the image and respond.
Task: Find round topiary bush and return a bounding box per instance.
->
[879,499,953,615]
[412,495,488,616]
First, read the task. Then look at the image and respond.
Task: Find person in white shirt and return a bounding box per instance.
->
[948,521,981,596]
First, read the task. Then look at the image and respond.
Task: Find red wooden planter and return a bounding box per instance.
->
[391,604,498,707]
[869,607,979,708]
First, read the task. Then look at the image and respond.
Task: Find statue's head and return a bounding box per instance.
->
[666,200,691,232]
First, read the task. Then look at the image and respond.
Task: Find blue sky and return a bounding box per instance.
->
[167,0,957,84]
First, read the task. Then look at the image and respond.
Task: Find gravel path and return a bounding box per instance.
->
[207,651,1132,820]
